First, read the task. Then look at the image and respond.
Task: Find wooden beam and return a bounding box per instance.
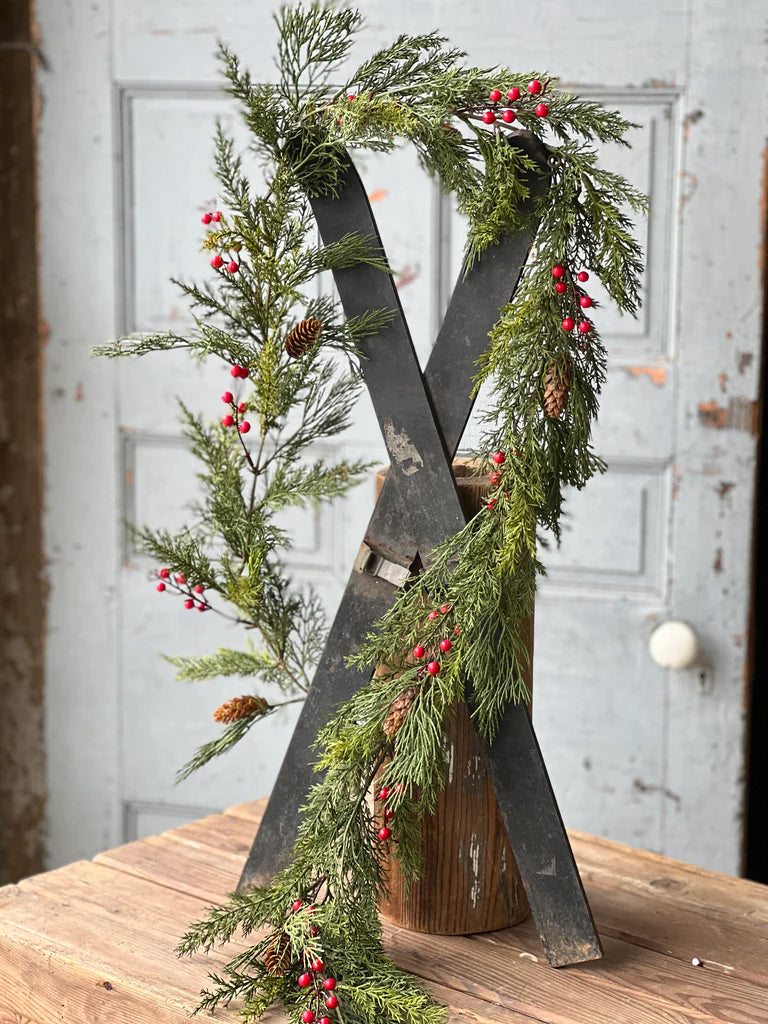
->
[0,0,46,883]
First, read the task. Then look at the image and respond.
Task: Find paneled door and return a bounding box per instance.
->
[39,0,766,873]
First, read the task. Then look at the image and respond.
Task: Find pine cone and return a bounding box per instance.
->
[383,686,420,738]
[264,931,291,977]
[213,694,269,724]
[543,361,572,419]
[285,318,323,359]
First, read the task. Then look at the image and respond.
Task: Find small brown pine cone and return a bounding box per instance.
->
[213,694,269,724]
[285,318,323,359]
[263,931,291,977]
[543,361,572,419]
[383,686,420,738]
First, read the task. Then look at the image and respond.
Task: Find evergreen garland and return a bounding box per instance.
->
[97,4,647,1021]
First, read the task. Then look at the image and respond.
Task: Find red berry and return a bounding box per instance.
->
[551,265,565,278]
[427,661,440,676]
[554,281,567,294]
[378,787,389,800]
[212,211,221,222]
[201,212,212,224]
[489,88,502,102]
[291,899,302,912]
[184,599,194,610]
[578,321,591,335]
[535,103,549,117]
[395,782,404,794]
[486,498,497,510]
[298,973,312,988]
[347,93,356,100]
[528,79,542,94]
[302,1012,315,1024]
[221,391,233,404]
[323,978,336,991]
[428,610,439,621]
[561,317,575,332]
[222,414,234,427]
[378,826,392,840]
[320,1018,332,1024]
[159,567,170,579]
[156,582,166,592]
[439,604,451,613]
[311,959,325,972]
[439,638,452,653]
[501,108,516,124]
[384,806,394,820]
[239,421,251,434]
[238,366,250,378]
[413,645,425,659]
[193,584,204,594]
[197,603,206,611]
[492,451,506,465]
[577,271,589,282]
[507,87,521,100]
[325,996,339,1010]
[226,261,239,274]
[176,573,186,584]
[489,471,501,485]
[238,402,247,413]
[230,365,242,377]
[211,254,224,269]
[454,625,461,635]
[481,110,496,125]
[580,296,592,308]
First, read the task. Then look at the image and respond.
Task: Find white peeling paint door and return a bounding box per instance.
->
[39,0,765,874]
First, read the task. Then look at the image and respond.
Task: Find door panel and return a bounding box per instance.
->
[39,0,765,873]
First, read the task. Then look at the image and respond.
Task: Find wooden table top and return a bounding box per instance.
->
[0,798,767,1023]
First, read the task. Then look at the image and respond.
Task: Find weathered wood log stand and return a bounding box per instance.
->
[237,138,602,967]
[375,463,532,935]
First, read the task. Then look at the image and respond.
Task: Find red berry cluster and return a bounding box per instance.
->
[202,210,240,274]
[552,264,594,341]
[480,79,549,126]
[375,783,406,849]
[221,369,252,434]
[411,602,460,680]
[154,568,209,612]
[292,919,340,1024]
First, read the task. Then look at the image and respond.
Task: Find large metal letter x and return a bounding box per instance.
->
[238,135,603,968]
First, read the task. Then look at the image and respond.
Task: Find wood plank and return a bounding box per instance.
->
[165,813,258,858]
[96,819,768,1023]
[95,834,243,903]
[82,835,768,1024]
[224,798,267,824]
[571,831,768,923]
[385,919,768,1024]
[4,864,542,1024]
[581,873,768,985]
[0,888,247,1020]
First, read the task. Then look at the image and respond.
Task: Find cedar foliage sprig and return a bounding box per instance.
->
[106,4,648,1022]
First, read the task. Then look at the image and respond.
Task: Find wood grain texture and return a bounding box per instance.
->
[375,463,532,934]
[2,804,768,1023]
[0,0,46,886]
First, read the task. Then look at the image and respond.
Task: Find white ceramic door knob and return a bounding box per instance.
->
[648,621,700,669]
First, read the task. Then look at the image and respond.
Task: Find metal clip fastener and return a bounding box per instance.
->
[353,543,410,589]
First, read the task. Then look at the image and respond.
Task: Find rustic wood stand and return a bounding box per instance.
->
[238,138,602,967]
[1,799,767,1023]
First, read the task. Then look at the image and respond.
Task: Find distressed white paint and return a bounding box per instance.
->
[38,0,767,873]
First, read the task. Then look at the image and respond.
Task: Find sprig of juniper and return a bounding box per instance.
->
[112,4,648,1022]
